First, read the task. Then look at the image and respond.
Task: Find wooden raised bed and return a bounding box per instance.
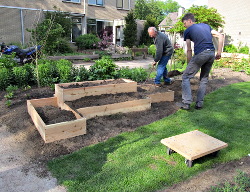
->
[138,84,174,103]
[76,97,151,119]
[55,79,137,107]
[27,97,86,143]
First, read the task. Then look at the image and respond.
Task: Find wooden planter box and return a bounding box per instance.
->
[55,79,137,107]
[148,90,174,103]
[76,97,151,119]
[27,97,86,143]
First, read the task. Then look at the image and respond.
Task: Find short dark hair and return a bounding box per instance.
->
[182,13,196,22]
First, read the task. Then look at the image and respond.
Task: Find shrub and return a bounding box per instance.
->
[72,66,89,82]
[36,59,58,86]
[12,66,29,87]
[118,67,148,82]
[239,46,249,54]
[75,34,100,50]
[56,59,73,83]
[148,44,156,57]
[0,67,12,90]
[89,56,119,80]
[224,44,237,53]
[0,54,18,69]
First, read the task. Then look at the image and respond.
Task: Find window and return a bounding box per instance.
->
[63,0,81,3]
[88,0,104,6]
[117,0,130,10]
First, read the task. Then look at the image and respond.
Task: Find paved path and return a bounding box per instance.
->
[73,57,154,69]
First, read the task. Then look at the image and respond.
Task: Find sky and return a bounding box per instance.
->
[170,0,208,9]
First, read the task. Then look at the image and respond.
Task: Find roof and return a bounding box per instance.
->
[159,12,178,27]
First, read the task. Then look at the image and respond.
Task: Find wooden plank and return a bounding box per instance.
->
[27,97,87,143]
[44,119,86,143]
[161,130,228,160]
[27,100,46,141]
[55,79,137,107]
[148,91,174,103]
[77,98,151,119]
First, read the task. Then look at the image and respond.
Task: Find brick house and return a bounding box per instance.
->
[0,0,135,46]
[208,0,250,47]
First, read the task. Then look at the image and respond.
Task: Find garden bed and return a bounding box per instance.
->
[54,78,137,107]
[27,97,86,143]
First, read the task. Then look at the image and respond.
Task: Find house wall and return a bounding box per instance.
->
[208,0,250,47]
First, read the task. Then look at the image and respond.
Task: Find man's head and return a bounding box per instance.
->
[182,13,195,28]
[148,27,158,38]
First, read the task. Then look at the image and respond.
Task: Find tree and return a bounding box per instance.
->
[134,0,180,25]
[139,16,158,46]
[123,11,137,48]
[162,0,180,14]
[169,5,225,33]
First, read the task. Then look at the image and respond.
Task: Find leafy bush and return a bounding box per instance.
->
[148,44,156,57]
[12,66,29,87]
[173,48,186,65]
[0,67,12,90]
[72,66,89,82]
[75,34,100,50]
[36,59,58,86]
[0,54,18,69]
[118,67,148,82]
[89,56,119,80]
[56,59,73,83]
[239,46,249,54]
[224,44,238,53]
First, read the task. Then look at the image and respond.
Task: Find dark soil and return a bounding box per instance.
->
[60,79,126,89]
[0,68,250,191]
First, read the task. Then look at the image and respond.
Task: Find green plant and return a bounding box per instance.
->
[12,66,29,87]
[83,57,91,62]
[6,85,18,93]
[4,92,14,99]
[88,56,119,80]
[36,59,58,86]
[224,44,238,53]
[118,67,148,82]
[209,170,250,192]
[75,34,100,50]
[72,66,89,82]
[5,100,12,107]
[56,59,73,83]
[0,53,18,69]
[238,46,249,54]
[148,44,156,57]
[123,11,137,48]
[0,67,12,90]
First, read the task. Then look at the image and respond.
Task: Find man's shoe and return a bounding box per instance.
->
[176,102,190,110]
[164,78,175,85]
[195,105,203,110]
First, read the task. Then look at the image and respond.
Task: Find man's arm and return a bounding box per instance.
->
[211,30,224,60]
[186,39,192,63]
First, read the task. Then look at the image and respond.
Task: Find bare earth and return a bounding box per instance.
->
[0,68,250,192]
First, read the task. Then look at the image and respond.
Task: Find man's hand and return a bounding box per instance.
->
[215,54,221,60]
[152,61,157,67]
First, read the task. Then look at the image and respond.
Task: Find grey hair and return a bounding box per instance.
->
[148,27,157,32]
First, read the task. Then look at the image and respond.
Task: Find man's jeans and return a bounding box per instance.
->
[182,50,215,107]
[155,54,172,84]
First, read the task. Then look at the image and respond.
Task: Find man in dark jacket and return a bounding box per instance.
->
[177,13,224,110]
[148,27,174,86]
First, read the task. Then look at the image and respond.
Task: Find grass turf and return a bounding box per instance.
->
[48,82,250,192]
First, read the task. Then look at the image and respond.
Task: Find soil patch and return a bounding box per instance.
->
[0,68,250,191]
[60,79,126,89]
[36,106,76,125]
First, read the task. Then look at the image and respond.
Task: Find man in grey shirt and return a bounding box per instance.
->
[148,27,174,86]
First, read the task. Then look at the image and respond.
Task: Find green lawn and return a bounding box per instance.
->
[48,82,250,192]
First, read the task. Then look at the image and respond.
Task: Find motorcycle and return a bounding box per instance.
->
[0,42,42,64]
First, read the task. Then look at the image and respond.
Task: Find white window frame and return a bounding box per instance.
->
[88,0,104,6]
[117,0,130,10]
[63,0,81,3]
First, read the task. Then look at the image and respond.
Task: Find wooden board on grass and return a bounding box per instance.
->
[161,130,228,161]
